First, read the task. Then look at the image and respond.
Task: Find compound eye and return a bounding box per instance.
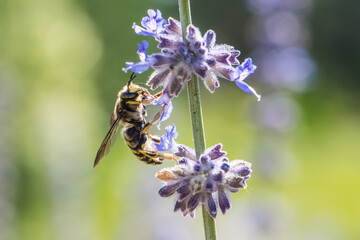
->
[121,92,138,99]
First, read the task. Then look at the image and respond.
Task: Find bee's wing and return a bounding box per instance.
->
[94,115,122,167]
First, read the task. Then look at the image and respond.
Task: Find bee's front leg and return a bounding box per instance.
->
[142,91,163,105]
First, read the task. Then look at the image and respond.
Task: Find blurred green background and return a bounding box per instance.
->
[0,0,359,239]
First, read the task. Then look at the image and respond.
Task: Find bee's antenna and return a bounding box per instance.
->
[127,72,136,89]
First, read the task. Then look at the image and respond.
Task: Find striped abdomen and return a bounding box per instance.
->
[122,124,162,165]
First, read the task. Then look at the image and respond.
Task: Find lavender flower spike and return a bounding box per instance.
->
[125,10,260,103]
[155,125,252,218]
[123,40,153,74]
[231,58,261,101]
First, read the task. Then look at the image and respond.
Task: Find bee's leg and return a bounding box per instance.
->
[149,135,161,143]
[157,152,178,163]
[152,91,163,100]
[139,149,178,163]
[138,149,163,164]
[142,91,163,105]
[142,105,166,133]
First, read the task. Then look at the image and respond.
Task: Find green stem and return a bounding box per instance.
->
[178,0,217,239]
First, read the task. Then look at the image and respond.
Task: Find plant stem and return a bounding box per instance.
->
[178,0,217,239]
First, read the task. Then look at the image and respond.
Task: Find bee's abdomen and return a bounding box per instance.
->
[123,126,162,165]
[123,126,141,148]
[133,151,162,165]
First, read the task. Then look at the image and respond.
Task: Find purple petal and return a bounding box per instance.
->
[155,136,171,151]
[123,61,151,74]
[218,188,231,214]
[193,162,202,172]
[164,67,189,96]
[147,9,156,18]
[186,25,202,42]
[151,54,173,68]
[176,182,190,194]
[204,30,216,48]
[220,163,230,173]
[133,24,156,37]
[175,144,196,160]
[159,182,180,197]
[212,172,223,182]
[137,40,149,62]
[240,177,249,189]
[206,193,217,218]
[164,18,182,37]
[205,177,217,193]
[205,58,216,67]
[178,158,188,165]
[231,58,261,100]
[204,144,227,161]
[177,185,191,201]
[229,50,241,65]
[231,58,257,81]
[187,193,201,212]
[133,9,167,37]
[235,81,261,101]
[165,124,178,139]
[234,166,252,177]
[157,35,183,49]
[200,156,209,164]
[155,124,178,151]
[147,69,170,90]
[123,41,152,74]
[212,64,236,80]
[205,180,214,192]
[193,64,208,78]
[174,200,186,212]
[212,52,230,65]
[225,175,244,188]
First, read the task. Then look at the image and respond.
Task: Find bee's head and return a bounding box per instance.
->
[121,73,151,99]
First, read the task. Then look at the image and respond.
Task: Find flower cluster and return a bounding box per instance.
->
[123,9,260,111]
[121,9,256,220]
[155,125,252,218]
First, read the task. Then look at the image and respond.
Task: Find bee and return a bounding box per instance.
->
[94,73,176,167]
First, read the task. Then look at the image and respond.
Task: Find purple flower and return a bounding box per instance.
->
[123,40,154,73]
[132,9,167,37]
[155,124,178,152]
[125,9,260,101]
[155,126,252,218]
[230,58,261,101]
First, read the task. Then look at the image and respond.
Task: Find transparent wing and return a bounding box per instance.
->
[94,115,122,167]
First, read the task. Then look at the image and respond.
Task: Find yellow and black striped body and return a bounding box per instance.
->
[112,82,164,165]
[94,74,175,167]
[122,122,162,165]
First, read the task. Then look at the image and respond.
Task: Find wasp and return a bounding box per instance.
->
[94,73,176,167]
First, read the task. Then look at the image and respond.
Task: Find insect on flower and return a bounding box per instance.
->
[94,73,177,167]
